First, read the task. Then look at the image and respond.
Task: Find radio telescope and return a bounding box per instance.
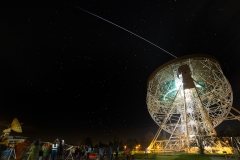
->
[0,118,22,141]
[146,54,240,151]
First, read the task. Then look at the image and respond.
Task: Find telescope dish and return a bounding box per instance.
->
[146,54,239,150]
[11,118,22,133]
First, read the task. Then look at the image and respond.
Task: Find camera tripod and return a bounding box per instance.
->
[2,145,16,160]
[65,146,74,160]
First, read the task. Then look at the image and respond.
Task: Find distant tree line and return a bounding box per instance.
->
[78,132,155,150]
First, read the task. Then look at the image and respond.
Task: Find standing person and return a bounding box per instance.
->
[84,146,88,159]
[42,143,51,160]
[125,148,130,160]
[115,147,119,160]
[86,145,92,160]
[39,146,43,160]
[109,146,113,160]
[51,139,59,160]
[122,148,126,160]
[80,145,85,160]
[16,141,31,160]
[58,140,64,159]
[75,146,81,160]
[27,139,41,160]
[99,146,104,160]
[130,149,134,160]
[144,148,148,158]
[105,147,109,160]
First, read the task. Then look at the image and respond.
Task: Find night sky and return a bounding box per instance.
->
[1,1,240,145]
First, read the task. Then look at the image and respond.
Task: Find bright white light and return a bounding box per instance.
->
[184,89,192,102]
[163,80,183,100]
[185,89,190,93]
[176,80,182,88]
[163,88,177,100]
[187,108,192,113]
[196,84,201,88]
[189,134,195,138]
[189,120,195,125]
[185,97,191,102]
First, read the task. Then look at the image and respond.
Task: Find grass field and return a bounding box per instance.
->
[119,153,225,160]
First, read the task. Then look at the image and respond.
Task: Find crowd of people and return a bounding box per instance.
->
[38,141,135,160]
[1,138,137,160]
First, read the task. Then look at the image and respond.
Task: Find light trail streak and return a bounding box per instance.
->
[76,6,177,58]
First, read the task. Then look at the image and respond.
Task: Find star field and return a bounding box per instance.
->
[1,0,240,144]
